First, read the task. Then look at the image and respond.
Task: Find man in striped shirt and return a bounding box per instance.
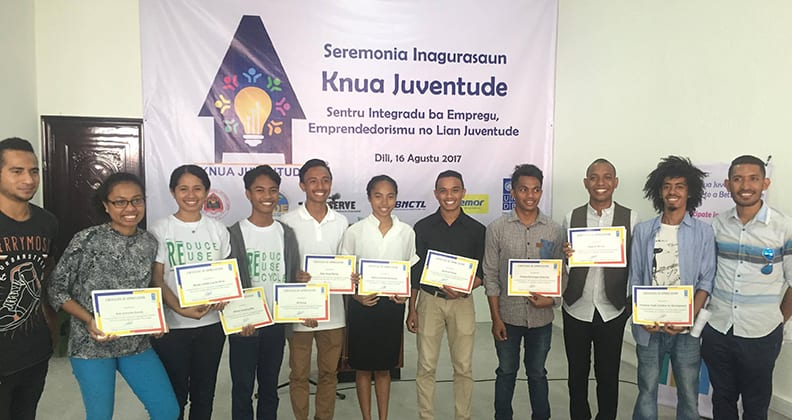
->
[701,154,792,420]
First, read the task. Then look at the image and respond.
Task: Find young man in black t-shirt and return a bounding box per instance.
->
[0,137,58,420]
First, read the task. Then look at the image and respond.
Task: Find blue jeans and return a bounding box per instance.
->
[70,349,179,420]
[493,323,552,420]
[633,332,700,420]
[229,324,286,420]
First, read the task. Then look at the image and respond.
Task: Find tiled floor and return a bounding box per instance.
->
[39,323,787,419]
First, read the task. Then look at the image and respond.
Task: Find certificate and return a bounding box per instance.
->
[174,258,244,307]
[632,285,694,326]
[304,254,356,294]
[418,250,478,293]
[219,287,274,335]
[358,259,411,296]
[567,226,627,267]
[272,283,330,322]
[507,259,563,297]
[91,288,167,336]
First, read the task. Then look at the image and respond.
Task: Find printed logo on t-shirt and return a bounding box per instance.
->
[247,250,286,283]
[0,234,50,333]
[166,240,222,267]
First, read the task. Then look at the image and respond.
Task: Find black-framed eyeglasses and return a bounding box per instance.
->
[761,247,775,275]
[108,198,146,209]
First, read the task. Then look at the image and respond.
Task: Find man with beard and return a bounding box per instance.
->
[629,156,715,420]
[701,155,792,419]
[0,138,58,420]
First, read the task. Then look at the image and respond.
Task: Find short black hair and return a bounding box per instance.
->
[366,174,398,197]
[586,158,616,177]
[298,159,332,183]
[0,137,35,167]
[93,172,145,220]
[244,165,281,189]
[643,156,707,215]
[728,155,766,178]
[434,170,464,189]
[169,165,210,191]
[511,164,543,188]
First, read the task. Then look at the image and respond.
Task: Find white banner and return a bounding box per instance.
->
[140,0,557,225]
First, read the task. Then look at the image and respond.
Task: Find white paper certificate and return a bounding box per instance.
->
[272,283,330,322]
[568,227,627,267]
[174,259,244,307]
[91,288,167,336]
[507,259,563,297]
[219,287,274,335]
[418,250,478,293]
[358,259,411,296]
[304,254,356,294]
[632,285,694,326]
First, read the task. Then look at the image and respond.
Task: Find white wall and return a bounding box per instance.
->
[32,0,792,414]
[0,1,40,204]
[34,0,142,117]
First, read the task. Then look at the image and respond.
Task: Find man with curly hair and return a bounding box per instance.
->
[629,156,716,420]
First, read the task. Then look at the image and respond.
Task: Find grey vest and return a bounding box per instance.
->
[563,203,632,309]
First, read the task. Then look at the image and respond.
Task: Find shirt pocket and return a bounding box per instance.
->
[539,239,555,259]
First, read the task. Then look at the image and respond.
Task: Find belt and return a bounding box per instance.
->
[420,285,468,299]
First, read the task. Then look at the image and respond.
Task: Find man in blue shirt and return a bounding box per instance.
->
[701,155,792,419]
[629,156,715,420]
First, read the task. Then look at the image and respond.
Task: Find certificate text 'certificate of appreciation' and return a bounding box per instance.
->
[174,258,244,307]
[632,285,694,326]
[358,259,411,296]
[92,288,167,337]
[419,250,478,293]
[304,254,355,294]
[219,287,274,335]
[273,283,330,323]
[507,259,562,297]
[568,227,627,267]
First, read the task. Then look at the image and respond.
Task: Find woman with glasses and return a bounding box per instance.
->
[149,165,231,420]
[48,172,179,420]
[340,175,418,420]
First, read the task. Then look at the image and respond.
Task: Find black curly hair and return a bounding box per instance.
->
[643,156,708,215]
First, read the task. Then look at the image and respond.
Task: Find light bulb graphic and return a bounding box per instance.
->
[233,86,272,147]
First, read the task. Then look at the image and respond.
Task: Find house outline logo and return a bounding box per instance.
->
[199,15,305,163]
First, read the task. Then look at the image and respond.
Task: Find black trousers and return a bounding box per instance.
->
[701,324,783,420]
[0,358,48,420]
[563,308,629,420]
[151,322,226,420]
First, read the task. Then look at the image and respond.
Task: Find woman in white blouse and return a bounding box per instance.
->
[340,175,419,420]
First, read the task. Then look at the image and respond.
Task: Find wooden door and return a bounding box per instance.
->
[41,116,145,261]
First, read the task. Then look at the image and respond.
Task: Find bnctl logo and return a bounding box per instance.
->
[502,178,515,212]
[395,200,426,210]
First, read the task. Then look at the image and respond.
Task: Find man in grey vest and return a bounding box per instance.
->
[562,158,637,420]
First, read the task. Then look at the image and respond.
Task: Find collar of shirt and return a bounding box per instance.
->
[364,212,400,227]
[426,208,474,229]
[506,209,549,227]
[726,201,770,226]
[587,201,615,218]
[646,210,694,233]
[297,203,336,224]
